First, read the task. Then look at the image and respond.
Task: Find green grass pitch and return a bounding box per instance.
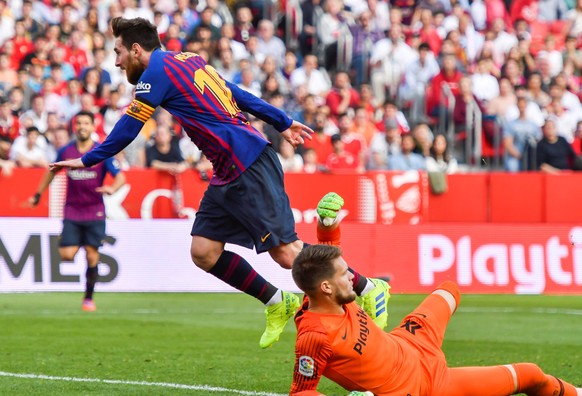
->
[0,292,581,395]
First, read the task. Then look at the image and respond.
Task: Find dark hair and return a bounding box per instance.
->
[430,133,451,163]
[26,126,40,134]
[331,133,342,144]
[418,42,431,52]
[292,245,342,294]
[75,110,95,123]
[110,17,162,52]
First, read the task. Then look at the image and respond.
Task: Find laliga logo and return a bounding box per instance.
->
[135,81,151,93]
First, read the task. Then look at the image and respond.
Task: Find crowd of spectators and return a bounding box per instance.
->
[1,0,582,179]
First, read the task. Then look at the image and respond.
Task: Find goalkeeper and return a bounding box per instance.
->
[290,243,582,395]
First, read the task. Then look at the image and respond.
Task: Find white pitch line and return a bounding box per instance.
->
[0,371,287,396]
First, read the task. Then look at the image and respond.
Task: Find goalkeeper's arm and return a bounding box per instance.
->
[316,192,344,246]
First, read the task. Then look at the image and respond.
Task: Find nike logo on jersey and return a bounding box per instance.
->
[341,329,347,340]
[261,232,271,243]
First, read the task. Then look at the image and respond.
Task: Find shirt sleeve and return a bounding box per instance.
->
[103,156,121,177]
[290,330,332,395]
[82,53,169,167]
[225,80,293,132]
[55,146,66,162]
[81,114,146,167]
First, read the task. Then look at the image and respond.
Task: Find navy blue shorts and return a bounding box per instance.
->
[60,219,106,248]
[191,146,298,253]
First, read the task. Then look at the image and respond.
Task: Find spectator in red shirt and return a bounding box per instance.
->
[325,71,360,123]
[0,97,19,160]
[427,54,464,118]
[337,112,366,172]
[8,20,34,69]
[325,133,359,172]
[66,30,89,78]
[510,0,539,26]
[572,121,582,156]
[414,8,443,56]
[303,112,333,166]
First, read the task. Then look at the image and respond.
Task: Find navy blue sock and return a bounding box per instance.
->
[209,251,278,304]
[85,266,98,300]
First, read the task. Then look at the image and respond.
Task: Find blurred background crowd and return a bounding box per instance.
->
[1,0,582,179]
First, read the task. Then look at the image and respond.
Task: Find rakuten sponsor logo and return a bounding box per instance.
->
[419,230,582,293]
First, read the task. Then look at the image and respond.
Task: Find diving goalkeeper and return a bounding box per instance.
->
[291,200,582,395]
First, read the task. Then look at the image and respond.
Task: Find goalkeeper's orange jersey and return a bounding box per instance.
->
[290,298,445,396]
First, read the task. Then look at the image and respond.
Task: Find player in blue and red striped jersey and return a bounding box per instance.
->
[30,111,126,311]
[50,17,389,348]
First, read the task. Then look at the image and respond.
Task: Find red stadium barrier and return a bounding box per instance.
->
[3,169,582,223]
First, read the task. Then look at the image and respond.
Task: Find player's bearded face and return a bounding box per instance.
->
[76,128,91,142]
[115,38,145,85]
[126,56,145,85]
[74,116,93,142]
[336,287,357,305]
[333,260,357,305]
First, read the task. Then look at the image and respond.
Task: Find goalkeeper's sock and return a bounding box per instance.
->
[209,250,278,305]
[513,363,579,396]
[350,270,371,296]
[84,265,98,300]
[265,290,282,306]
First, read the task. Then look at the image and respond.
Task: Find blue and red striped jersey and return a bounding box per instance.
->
[82,49,293,185]
[58,142,121,221]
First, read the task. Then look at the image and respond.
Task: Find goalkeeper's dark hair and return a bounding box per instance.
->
[111,17,161,52]
[292,245,343,294]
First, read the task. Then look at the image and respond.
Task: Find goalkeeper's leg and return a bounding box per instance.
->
[446,364,582,396]
[316,192,390,329]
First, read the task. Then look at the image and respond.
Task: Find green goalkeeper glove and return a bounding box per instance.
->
[347,392,373,396]
[317,192,345,226]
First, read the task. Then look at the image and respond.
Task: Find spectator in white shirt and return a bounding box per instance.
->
[490,18,518,59]
[370,24,418,104]
[290,55,331,99]
[536,34,564,77]
[505,86,545,127]
[19,94,48,134]
[10,126,49,168]
[399,42,440,124]
[256,19,286,68]
[471,57,499,103]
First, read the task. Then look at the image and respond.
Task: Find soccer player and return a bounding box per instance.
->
[49,17,389,348]
[29,111,126,311]
[290,245,582,395]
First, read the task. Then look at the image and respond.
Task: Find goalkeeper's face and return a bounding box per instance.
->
[331,258,357,305]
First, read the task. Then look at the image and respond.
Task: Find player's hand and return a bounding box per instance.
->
[95,186,115,195]
[49,158,85,172]
[27,192,41,207]
[317,192,344,226]
[281,120,313,148]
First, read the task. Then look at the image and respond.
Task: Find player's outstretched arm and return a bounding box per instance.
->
[49,157,84,172]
